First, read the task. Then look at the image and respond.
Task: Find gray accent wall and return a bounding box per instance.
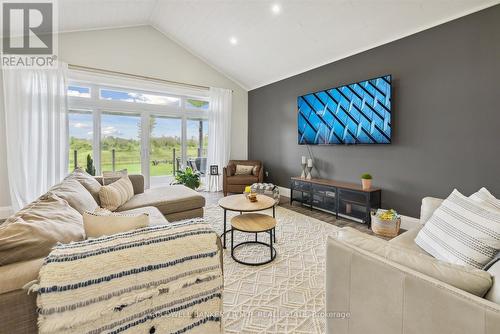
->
[248,5,500,217]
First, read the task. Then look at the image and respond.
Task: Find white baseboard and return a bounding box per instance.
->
[278,186,421,230]
[0,206,13,219]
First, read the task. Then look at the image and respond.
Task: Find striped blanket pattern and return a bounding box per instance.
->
[34,219,223,334]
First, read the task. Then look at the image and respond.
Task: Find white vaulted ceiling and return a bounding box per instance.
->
[57,0,499,90]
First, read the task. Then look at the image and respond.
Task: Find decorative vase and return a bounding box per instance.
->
[361,179,372,190]
[300,163,307,178]
[306,166,313,180]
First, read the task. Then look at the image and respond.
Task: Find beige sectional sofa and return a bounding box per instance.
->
[0,173,206,334]
[326,197,500,334]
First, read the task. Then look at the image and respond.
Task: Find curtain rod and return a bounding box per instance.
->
[68,64,213,91]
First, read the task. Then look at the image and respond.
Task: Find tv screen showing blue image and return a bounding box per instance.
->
[298,75,392,145]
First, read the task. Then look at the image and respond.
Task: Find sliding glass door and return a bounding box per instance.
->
[186,119,208,176]
[68,110,93,171]
[149,116,182,187]
[101,112,142,174]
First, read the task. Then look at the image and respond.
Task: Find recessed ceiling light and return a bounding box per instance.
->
[229,37,238,45]
[271,3,281,15]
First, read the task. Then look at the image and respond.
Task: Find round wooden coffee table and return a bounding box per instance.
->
[231,213,277,266]
[218,194,276,249]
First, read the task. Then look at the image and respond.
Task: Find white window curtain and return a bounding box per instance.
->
[3,64,69,210]
[206,87,232,191]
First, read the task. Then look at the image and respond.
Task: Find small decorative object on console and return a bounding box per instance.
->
[306,158,313,180]
[361,173,372,190]
[371,208,401,237]
[300,156,307,178]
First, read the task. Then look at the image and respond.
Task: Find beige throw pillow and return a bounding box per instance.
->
[235,165,253,175]
[102,169,128,185]
[99,177,134,211]
[83,210,149,238]
[49,178,99,214]
[67,168,102,204]
[0,193,85,265]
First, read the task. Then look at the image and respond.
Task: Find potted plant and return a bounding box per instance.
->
[86,154,96,176]
[361,173,372,190]
[173,166,201,190]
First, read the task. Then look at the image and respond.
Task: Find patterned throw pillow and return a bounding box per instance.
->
[470,187,500,212]
[415,189,500,269]
[83,210,149,238]
[235,165,253,175]
[99,177,134,211]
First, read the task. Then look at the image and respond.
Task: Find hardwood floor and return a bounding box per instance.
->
[201,191,394,238]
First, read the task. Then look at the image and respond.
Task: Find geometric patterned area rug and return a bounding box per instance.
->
[204,204,340,334]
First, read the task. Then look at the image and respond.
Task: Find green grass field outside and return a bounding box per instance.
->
[69,137,206,176]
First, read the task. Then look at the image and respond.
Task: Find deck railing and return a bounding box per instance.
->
[72,148,207,175]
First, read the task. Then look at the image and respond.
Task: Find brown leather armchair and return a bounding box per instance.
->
[223,160,264,196]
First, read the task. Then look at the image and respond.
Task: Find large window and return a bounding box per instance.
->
[101,112,142,174]
[67,72,209,188]
[68,110,93,171]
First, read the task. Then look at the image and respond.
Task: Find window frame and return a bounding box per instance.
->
[68,70,210,188]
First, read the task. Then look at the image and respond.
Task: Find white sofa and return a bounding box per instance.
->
[326,197,500,334]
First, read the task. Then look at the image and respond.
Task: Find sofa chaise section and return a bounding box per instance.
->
[96,175,205,221]
[116,184,205,221]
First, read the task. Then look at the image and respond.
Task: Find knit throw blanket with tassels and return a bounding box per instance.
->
[33,219,223,334]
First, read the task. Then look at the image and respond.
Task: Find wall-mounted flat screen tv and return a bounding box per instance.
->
[298,74,392,145]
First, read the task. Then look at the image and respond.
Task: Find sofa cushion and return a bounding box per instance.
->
[337,227,493,297]
[226,175,258,185]
[66,169,102,205]
[116,185,205,216]
[485,258,500,303]
[0,258,44,294]
[99,177,134,211]
[102,169,128,185]
[83,210,149,238]
[420,197,444,224]
[415,189,500,269]
[389,225,429,255]
[118,206,168,225]
[0,193,85,265]
[252,165,261,176]
[49,178,99,215]
[226,164,236,176]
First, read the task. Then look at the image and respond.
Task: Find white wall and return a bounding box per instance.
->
[0,25,248,215]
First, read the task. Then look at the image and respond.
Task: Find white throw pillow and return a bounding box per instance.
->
[470,187,500,212]
[415,189,500,269]
[235,165,253,175]
[83,210,149,238]
[99,177,134,211]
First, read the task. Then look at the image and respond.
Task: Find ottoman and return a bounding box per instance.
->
[250,183,280,205]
